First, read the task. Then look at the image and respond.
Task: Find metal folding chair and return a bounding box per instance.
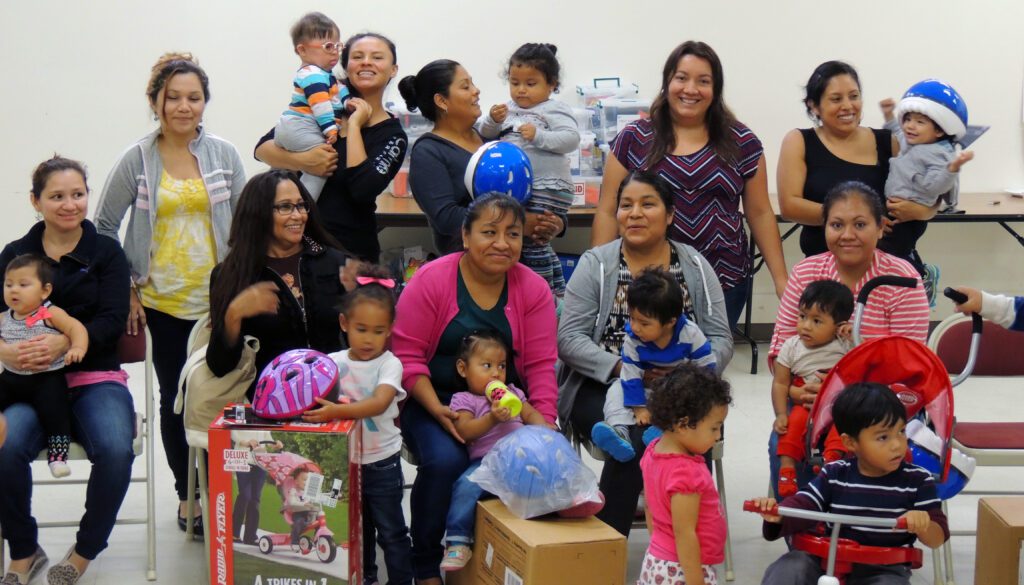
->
[928,312,1024,585]
[0,328,157,580]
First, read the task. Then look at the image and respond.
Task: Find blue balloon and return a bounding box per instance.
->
[464,141,533,203]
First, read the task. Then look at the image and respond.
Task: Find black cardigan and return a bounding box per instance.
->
[0,220,130,373]
[206,238,346,398]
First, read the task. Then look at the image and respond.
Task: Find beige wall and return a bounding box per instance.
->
[2,1,1022,322]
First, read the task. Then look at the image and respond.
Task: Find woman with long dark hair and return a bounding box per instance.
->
[590,41,787,330]
[206,170,346,395]
[256,32,407,263]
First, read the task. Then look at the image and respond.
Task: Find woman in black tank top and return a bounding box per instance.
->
[777,61,935,257]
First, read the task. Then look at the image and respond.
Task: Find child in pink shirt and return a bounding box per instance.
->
[639,364,731,585]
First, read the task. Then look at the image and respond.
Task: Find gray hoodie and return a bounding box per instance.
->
[556,239,733,424]
[95,126,246,284]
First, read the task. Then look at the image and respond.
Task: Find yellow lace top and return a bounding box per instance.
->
[139,171,217,319]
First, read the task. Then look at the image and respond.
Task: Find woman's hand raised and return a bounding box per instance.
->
[229,282,281,321]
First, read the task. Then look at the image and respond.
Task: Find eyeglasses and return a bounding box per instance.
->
[272,202,311,216]
[309,41,344,54]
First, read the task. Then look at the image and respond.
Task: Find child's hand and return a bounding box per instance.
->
[490,400,512,422]
[836,322,853,341]
[490,104,508,123]
[519,123,537,141]
[302,397,345,423]
[632,406,651,426]
[773,413,788,434]
[899,510,931,535]
[879,98,896,122]
[948,150,974,173]
[65,347,86,364]
[749,497,782,523]
[950,286,982,314]
[326,132,338,145]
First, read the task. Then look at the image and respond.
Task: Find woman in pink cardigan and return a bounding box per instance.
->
[392,193,557,584]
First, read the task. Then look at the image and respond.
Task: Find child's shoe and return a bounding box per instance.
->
[591,422,635,462]
[440,544,472,572]
[642,426,662,446]
[778,467,799,498]
[48,461,71,478]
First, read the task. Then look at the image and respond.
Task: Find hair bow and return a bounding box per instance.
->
[25,304,54,327]
[356,276,396,289]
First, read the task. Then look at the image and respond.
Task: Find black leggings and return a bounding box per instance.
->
[145,307,197,502]
[0,369,71,443]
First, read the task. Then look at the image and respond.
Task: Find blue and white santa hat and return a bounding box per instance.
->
[895,79,969,141]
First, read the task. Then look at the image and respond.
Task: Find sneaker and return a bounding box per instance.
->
[440,544,472,572]
[0,547,48,585]
[591,422,635,462]
[778,467,799,498]
[922,263,940,308]
[642,426,663,446]
[48,461,71,479]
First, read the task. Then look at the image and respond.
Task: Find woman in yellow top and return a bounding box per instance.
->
[96,52,245,534]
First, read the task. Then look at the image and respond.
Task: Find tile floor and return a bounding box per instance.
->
[5,342,1020,584]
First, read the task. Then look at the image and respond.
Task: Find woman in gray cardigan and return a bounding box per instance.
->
[557,170,732,536]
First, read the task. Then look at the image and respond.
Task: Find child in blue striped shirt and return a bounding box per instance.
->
[592,267,716,462]
[274,12,349,201]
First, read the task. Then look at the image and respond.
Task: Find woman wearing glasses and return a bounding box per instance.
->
[206,170,346,404]
[95,52,246,534]
[257,32,407,263]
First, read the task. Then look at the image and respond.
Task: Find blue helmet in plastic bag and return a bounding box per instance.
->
[906,419,975,500]
[464,141,533,203]
[895,79,968,141]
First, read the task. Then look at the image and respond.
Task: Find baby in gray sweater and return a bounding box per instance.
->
[877,79,974,303]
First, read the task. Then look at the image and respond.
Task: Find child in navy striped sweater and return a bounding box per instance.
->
[753,382,948,585]
[591,267,715,462]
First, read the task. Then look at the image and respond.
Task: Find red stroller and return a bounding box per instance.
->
[250,448,341,563]
[748,277,982,585]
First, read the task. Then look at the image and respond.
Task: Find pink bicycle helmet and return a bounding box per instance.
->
[253,349,339,419]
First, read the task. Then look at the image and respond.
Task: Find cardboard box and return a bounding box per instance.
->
[446,499,626,585]
[208,414,362,585]
[975,497,1024,585]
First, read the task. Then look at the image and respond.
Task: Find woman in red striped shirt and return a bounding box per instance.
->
[771,180,929,375]
[767,180,929,492]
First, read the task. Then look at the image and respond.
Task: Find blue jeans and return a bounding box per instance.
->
[400,399,470,580]
[722,278,751,333]
[362,452,413,585]
[0,382,135,560]
[445,460,483,545]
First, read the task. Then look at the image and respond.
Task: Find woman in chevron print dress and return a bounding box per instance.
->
[591,41,788,331]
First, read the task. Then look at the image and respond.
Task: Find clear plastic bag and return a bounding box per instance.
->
[469,426,602,519]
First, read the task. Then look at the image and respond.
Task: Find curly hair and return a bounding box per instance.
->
[648,363,732,430]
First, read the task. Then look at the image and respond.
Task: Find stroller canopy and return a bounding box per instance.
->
[810,336,954,452]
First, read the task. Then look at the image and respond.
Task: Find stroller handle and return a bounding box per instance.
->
[941,287,984,387]
[742,500,908,530]
[852,276,919,346]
